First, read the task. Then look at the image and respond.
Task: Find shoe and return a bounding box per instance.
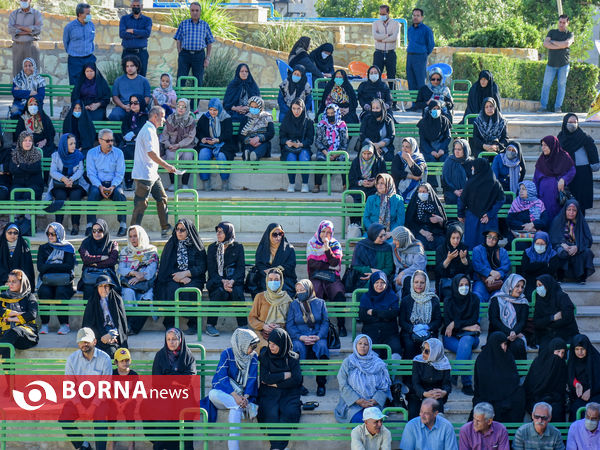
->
[249,152,258,161]
[184,326,197,336]
[316,386,326,397]
[40,324,49,334]
[301,183,309,193]
[117,226,127,237]
[555,108,562,113]
[127,329,137,336]
[537,107,548,113]
[244,149,250,161]
[287,183,295,193]
[182,184,190,190]
[71,226,79,236]
[57,324,70,335]
[203,180,212,191]
[462,385,474,396]
[167,184,174,192]
[451,375,458,386]
[300,386,309,396]
[338,326,347,337]
[125,184,134,191]
[161,224,173,239]
[312,185,320,193]
[85,226,92,236]
[205,325,220,337]
[221,180,230,191]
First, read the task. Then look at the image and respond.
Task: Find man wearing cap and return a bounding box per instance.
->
[351,406,391,450]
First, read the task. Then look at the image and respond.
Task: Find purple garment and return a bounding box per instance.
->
[80,79,97,101]
[459,421,510,450]
[566,419,600,450]
[533,165,576,219]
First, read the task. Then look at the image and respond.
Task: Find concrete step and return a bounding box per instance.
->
[560,281,600,305]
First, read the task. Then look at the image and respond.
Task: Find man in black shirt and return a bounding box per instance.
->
[539,14,574,113]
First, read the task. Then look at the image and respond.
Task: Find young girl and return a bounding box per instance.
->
[152,73,177,117]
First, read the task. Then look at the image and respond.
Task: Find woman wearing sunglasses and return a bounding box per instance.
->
[414,67,454,122]
[0,223,35,289]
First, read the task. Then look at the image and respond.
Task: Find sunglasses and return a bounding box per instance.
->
[533,415,549,421]
[92,228,104,234]
[175,227,187,232]
[272,232,284,238]
[46,232,56,237]
[6,230,19,236]
[430,77,441,81]
[130,101,140,105]
[101,138,114,143]
[421,347,430,355]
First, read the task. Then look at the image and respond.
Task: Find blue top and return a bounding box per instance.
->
[112,74,151,105]
[119,13,152,49]
[363,194,405,232]
[86,145,125,188]
[173,18,215,51]
[472,244,511,279]
[407,22,434,55]
[211,348,258,402]
[63,19,95,57]
[399,415,458,450]
[286,298,329,340]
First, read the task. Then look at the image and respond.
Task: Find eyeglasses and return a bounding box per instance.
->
[6,231,19,236]
[272,232,284,238]
[430,77,441,82]
[130,101,140,105]
[92,228,104,234]
[100,138,114,143]
[533,415,549,421]
[46,232,56,237]
[486,236,499,241]
[175,227,187,233]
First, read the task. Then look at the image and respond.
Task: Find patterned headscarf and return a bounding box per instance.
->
[45,222,75,265]
[22,97,43,134]
[508,181,546,222]
[230,327,259,387]
[359,144,376,179]
[346,334,391,400]
[13,57,46,91]
[120,225,159,271]
[240,96,273,136]
[5,269,32,300]
[12,131,41,165]
[167,98,196,128]
[376,173,396,231]
[216,222,236,277]
[491,273,528,330]
[318,104,347,152]
[409,270,437,324]
[413,337,452,370]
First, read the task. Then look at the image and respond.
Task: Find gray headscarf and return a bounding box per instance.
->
[230,328,259,387]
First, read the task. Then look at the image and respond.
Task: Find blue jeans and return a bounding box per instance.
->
[177,49,206,88]
[67,54,97,86]
[472,280,490,303]
[443,334,480,387]
[108,106,127,121]
[406,53,428,91]
[540,64,570,110]
[87,184,127,225]
[198,147,229,181]
[286,149,311,184]
[243,142,269,160]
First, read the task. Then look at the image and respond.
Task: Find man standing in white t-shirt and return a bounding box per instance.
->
[131,106,176,238]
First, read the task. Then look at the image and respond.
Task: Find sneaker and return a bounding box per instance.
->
[40,324,49,334]
[184,326,197,336]
[462,385,474,396]
[203,180,212,192]
[244,150,250,161]
[167,184,174,192]
[301,183,309,193]
[57,324,70,335]
[117,226,127,237]
[205,325,220,337]
[287,183,295,193]
[537,107,548,113]
[316,386,326,397]
[249,152,258,161]
[555,108,562,113]
[338,326,347,337]
[161,224,173,239]
[221,180,230,191]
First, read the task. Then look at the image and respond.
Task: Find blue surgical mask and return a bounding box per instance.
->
[430,109,441,119]
[536,285,547,297]
[20,1,29,9]
[506,150,517,160]
[73,111,82,118]
[28,105,38,115]
[84,14,92,23]
[291,74,301,83]
[249,107,260,115]
[380,14,388,21]
[334,77,343,86]
[417,192,429,201]
[321,52,329,60]
[297,292,310,302]
[585,419,599,432]
[534,244,546,254]
[267,280,281,291]
[369,74,379,82]
[458,285,469,296]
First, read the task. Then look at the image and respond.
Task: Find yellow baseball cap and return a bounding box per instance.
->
[114,348,131,362]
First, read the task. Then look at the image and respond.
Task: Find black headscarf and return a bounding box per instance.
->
[279,98,312,142]
[361,98,394,144]
[152,327,197,375]
[309,43,334,74]
[259,328,298,375]
[79,219,112,256]
[473,97,506,143]
[474,331,520,402]
[284,64,308,99]
[0,223,35,290]
[71,62,111,106]
[357,66,390,107]
[157,218,205,284]
[256,223,295,268]
[352,223,393,269]
[418,99,452,143]
[567,334,600,394]
[558,113,599,165]
[534,274,565,319]
[460,158,505,218]
[405,182,448,232]
[482,229,503,270]
[444,223,468,253]
[443,139,471,192]
[445,274,479,328]
[224,64,260,111]
[466,70,501,116]
[524,337,567,403]
[62,100,96,150]
[288,36,311,64]
[549,199,593,250]
[360,270,399,311]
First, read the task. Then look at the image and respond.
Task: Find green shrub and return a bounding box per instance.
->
[202,48,238,88]
[169,0,238,40]
[99,60,122,86]
[452,52,600,112]
[246,22,330,53]
[449,18,541,49]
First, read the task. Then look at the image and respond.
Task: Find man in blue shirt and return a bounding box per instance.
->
[119,0,152,77]
[399,398,458,450]
[173,1,215,88]
[406,8,434,106]
[108,55,151,120]
[63,3,96,86]
[85,129,127,237]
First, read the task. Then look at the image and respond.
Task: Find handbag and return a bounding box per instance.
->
[244,265,261,294]
[327,320,341,349]
[312,270,337,283]
[559,187,574,206]
[479,275,503,293]
[41,273,72,286]
[120,276,154,293]
[82,267,112,285]
[342,267,362,293]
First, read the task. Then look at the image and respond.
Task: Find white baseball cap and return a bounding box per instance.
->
[363,407,387,421]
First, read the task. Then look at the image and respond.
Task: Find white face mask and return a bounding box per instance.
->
[417,192,429,202]
[380,14,388,21]
[506,150,517,160]
[536,285,547,297]
[321,52,329,60]
[534,244,546,254]
[566,122,578,133]
[458,285,469,296]
[585,419,599,431]
[369,74,379,82]
[28,105,38,115]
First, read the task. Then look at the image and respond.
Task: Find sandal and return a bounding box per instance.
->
[302,401,319,411]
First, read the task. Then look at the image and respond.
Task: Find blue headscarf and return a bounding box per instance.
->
[525,231,557,264]
[345,334,391,400]
[46,222,75,254]
[57,133,84,175]
[205,97,230,139]
[360,270,398,310]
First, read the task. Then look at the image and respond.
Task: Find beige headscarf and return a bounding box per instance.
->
[264,267,292,324]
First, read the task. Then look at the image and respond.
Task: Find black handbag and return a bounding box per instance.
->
[559,187,574,206]
[342,267,362,292]
[82,267,112,285]
[120,276,154,293]
[327,320,341,349]
[244,265,261,294]
[312,270,337,283]
[41,273,72,286]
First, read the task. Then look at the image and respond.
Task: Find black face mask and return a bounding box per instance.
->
[373,110,383,118]
[297,292,310,302]
[132,6,141,14]
[327,115,336,124]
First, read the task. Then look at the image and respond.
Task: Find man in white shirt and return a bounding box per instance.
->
[351,406,391,450]
[372,4,399,110]
[130,106,176,238]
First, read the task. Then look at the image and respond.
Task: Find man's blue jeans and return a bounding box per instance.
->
[540,64,570,110]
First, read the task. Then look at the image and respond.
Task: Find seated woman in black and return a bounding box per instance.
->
[359,270,401,359]
[16,96,56,158]
[82,275,128,359]
[398,270,442,359]
[78,219,119,300]
[62,100,96,153]
[405,182,447,251]
[442,139,471,205]
[347,223,394,292]
[253,223,297,298]
[206,222,246,337]
[0,223,35,288]
[414,68,454,121]
[10,131,44,201]
[470,97,508,157]
[224,63,261,122]
[359,98,395,162]
[435,225,471,303]
[507,181,551,240]
[357,66,392,117]
[408,337,452,419]
[472,331,525,423]
[0,144,11,201]
[0,269,39,359]
[37,222,75,336]
[288,36,323,81]
[567,334,600,421]
[524,337,568,420]
[71,62,111,122]
[258,328,303,450]
[156,218,207,335]
[534,274,579,350]
[418,100,452,172]
[549,198,595,283]
[309,43,335,79]
[488,274,529,361]
[518,232,559,299]
[348,143,387,217]
[277,64,312,123]
[317,70,359,124]
[120,95,148,190]
[462,70,501,121]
